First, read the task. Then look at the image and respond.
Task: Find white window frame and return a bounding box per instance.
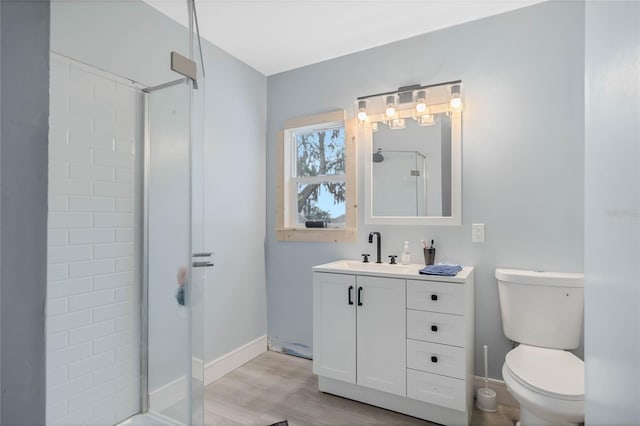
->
[276,110,357,242]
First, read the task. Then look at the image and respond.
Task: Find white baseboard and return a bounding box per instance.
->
[473,376,518,408]
[149,335,267,412]
[204,335,267,385]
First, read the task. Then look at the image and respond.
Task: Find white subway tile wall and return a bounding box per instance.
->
[47,56,140,425]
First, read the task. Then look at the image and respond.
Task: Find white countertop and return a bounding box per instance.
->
[312,260,473,283]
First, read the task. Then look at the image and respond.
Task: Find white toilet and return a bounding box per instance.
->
[496,268,584,426]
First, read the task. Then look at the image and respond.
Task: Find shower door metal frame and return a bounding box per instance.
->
[139,75,193,419]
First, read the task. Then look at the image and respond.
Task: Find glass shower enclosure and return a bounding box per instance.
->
[46,1,206,424]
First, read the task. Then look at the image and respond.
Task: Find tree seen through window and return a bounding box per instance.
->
[295,127,345,224]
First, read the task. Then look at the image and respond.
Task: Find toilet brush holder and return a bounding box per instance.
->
[476,387,497,412]
[476,344,497,412]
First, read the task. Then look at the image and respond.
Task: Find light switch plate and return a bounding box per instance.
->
[472,223,485,243]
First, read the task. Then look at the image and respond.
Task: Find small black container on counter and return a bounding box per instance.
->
[423,248,436,265]
[423,239,436,265]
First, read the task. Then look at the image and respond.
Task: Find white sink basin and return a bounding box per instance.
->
[321,260,415,275]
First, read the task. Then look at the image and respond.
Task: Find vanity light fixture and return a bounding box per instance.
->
[385,95,396,118]
[357,100,368,122]
[355,80,462,128]
[450,84,462,111]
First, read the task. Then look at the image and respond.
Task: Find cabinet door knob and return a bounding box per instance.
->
[431,324,438,332]
[431,293,438,301]
[431,356,438,363]
[348,286,354,305]
[357,287,363,306]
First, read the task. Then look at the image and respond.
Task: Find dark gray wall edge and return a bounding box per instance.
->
[0,0,50,424]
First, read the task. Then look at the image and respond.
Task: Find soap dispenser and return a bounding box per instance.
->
[401,241,411,265]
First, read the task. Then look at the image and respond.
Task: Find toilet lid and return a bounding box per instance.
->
[505,344,584,400]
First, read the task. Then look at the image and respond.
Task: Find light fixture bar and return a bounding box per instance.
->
[356,79,462,101]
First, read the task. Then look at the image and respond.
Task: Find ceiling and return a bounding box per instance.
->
[143,0,546,76]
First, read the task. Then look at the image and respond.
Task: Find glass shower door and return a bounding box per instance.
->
[145,78,204,425]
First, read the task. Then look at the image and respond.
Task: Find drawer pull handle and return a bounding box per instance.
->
[357,287,363,306]
[431,294,438,301]
[348,286,354,305]
[431,356,438,363]
[431,325,438,332]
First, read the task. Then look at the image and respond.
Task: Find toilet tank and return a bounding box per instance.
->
[496,268,584,350]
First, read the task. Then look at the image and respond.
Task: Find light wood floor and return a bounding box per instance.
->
[201,351,519,426]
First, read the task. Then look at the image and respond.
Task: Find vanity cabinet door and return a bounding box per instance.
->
[313,273,356,384]
[356,275,406,397]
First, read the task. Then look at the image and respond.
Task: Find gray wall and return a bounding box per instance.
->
[585,1,640,424]
[266,1,585,378]
[0,0,50,424]
[200,41,267,361]
[51,0,267,373]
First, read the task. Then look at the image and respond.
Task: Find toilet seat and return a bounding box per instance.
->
[505,344,584,401]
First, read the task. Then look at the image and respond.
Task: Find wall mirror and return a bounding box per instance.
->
[357,81,462,225]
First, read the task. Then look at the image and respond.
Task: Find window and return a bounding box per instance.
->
[293,125,345,226]
[277,110,356,242]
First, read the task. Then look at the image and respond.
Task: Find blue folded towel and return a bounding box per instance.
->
[420,264,463,276]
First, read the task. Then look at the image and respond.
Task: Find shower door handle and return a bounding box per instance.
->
[192,261,214,268]
[192,252,213,258]
[192,252,213,267]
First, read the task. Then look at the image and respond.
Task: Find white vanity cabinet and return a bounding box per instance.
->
[313,273,406,397]
[312,261,474,426]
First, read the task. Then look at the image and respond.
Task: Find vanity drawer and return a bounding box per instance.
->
[407,309,465,347]
[407,280,465,315]
[407,369,465,412]
[407,339,465,379]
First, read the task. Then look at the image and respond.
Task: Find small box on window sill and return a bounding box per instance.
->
[305,220,327,228]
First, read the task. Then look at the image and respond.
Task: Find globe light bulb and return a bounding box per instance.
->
[415,90,427,113]
[357,100,367,121]
[385,95,396,118]
[450,84,463,111]
[450,97,462,110]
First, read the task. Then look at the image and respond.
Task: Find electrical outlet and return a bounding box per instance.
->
[472,223,485,243]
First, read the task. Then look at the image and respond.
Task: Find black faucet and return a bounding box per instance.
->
[368,232,382,264]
